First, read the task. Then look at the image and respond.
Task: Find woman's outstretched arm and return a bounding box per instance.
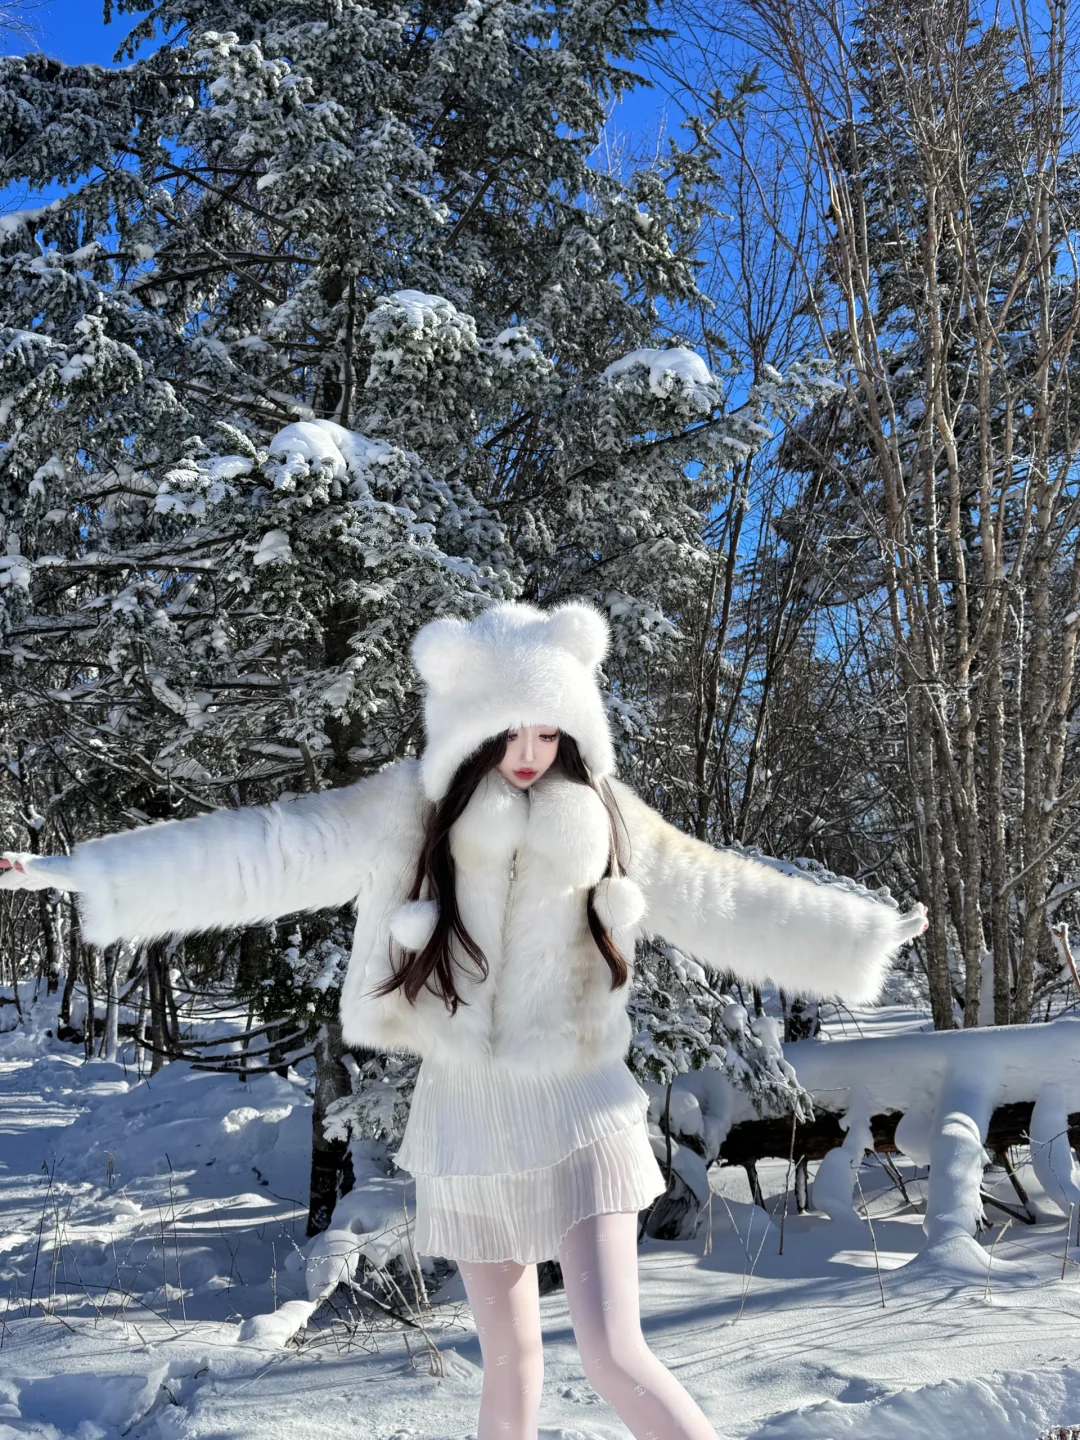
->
[611,779,927,1007]
[0,758,424,949]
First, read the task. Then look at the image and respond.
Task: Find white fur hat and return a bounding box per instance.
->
[411,599,617,802]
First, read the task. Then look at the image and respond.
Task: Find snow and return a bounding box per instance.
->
[602,346,719,405]
[4,1006,1080,1439]
[747,1018,1080,1263]
[267,421,349,476]
[380,287,460,332]
[923,1066,993,1255]
[483,325,546,368]
[1030,1083,1080,1217]
[204,456,253,481]
[14,1371,169,1434]
[252,529,294,566]
[772,1015,1080,1118]
[751,1366,1080,1438]
[266,418,400,481]
[812,1095,873,1225]
[0,533,32,592]
[0,199,63,235]
[237,1299,318,1346]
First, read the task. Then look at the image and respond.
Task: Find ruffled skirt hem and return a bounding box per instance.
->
[406,1116,668,1264]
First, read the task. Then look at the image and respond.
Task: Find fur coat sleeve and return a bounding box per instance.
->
[610,779,925,1006]
[1,760,423,950]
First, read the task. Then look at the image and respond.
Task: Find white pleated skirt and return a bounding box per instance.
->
[395,1055,668,1264]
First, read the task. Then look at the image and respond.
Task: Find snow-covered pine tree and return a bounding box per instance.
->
[0,1,829,1225]
[0,3,827,808]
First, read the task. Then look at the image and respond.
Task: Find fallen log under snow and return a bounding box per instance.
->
[719,1016,1080,1160]
[696,1017,1080,1252]
[718,1101,1080,1165]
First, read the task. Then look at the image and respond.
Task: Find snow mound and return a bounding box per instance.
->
[238,1298,318,1348]
[11,1367,168,1436]
[749,1362,1080,1439]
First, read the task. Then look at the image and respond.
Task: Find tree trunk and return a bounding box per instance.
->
[164,951,182,1051]
[642,1165,704,1241]
[100,944,120,1064]
[146,940,171,1076]
[536,1258,564,1295]
[134,972,149,1075]
[59,894,82,1028]
[37,889,61,995]
[83,941,97,1059]
[795,1155,809,1213]
[307,1021,356,1237]
[268,1020,293,1078]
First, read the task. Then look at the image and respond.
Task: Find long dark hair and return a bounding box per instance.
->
[370,731,633,1016]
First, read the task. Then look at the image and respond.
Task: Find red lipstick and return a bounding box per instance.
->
[514,768,537,779]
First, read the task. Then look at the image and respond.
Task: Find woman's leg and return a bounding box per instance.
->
[556,1211,722,1440]
[459,1256,545,1439]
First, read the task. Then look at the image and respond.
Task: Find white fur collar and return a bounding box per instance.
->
[447,769,529,864]
[448,768,612,886]
[525,770,612,887]
[389,767,648,953]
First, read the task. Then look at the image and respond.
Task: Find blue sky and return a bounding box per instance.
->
[3,1,158,64]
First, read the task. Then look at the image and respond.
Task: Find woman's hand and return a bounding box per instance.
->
[897,900,929,939]
[0,853,73,890]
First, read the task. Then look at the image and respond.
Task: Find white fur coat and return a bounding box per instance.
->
[5,762,923,1072]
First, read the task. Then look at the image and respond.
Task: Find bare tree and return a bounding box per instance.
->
[0,1,48,50]
[683,0,1080,1026]
[617,24,910,893]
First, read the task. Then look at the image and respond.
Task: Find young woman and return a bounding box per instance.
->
[1,598,927,1440]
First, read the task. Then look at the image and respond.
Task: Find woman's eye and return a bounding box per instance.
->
[541,734,558,742]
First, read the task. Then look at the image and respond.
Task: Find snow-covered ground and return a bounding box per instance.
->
[3,1001,1080,1440]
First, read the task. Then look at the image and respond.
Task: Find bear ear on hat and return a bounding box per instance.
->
[411,615,478,690]
[545,600,610,670]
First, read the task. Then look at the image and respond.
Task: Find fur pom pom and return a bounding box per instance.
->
[592,875,646,932]
[410,616,477,691]
[545,601,610,670]
[388,898,439,952]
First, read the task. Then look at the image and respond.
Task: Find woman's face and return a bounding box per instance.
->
[497,724,560,789]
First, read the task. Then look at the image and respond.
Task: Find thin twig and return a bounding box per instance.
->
[854,1171,886,1309]
[1064,1204,1075,1281]
[778,1108,798,1257]
[983,1218,1014,1301]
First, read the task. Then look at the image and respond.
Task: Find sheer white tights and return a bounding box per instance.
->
[459,1210,721,1440]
